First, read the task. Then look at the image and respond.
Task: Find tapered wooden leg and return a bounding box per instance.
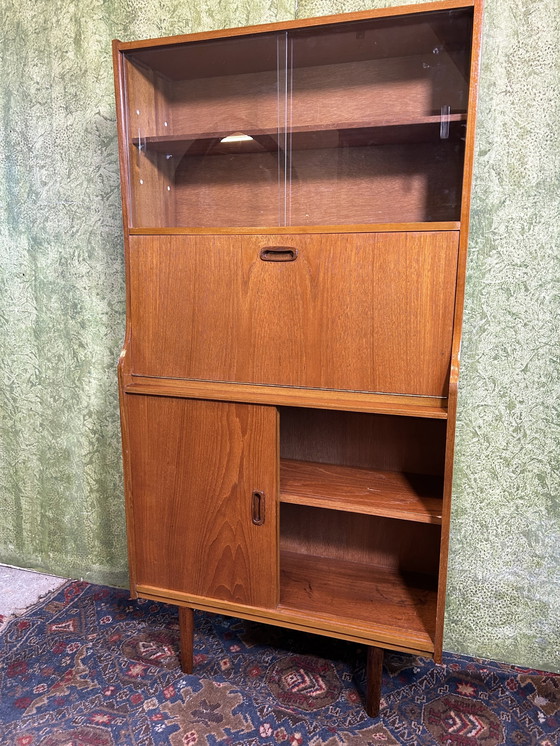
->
[365,646,384,718]
[179,606,194,674]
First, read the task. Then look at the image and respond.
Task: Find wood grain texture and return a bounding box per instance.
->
[139,585,434,654]
[125,395,279,607]
[128,223,460,234]
[167,140,464,226]
[287,141,464,225]
[128,232,459,397]
[162,55,467,137]
[133,116,467,154]
[280,504,441,575]
[366,647,384,718]
[279,550,437,648]
[279,407,447,472]
[117,352,137,596]
[289,56,468,133]
[173,150,282,227]
[124,56,176,227]
[125,378,449,418]
[280,459,443,524]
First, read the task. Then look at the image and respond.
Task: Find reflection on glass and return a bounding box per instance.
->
[287,10,472,225]
[123,8,472,228]
[125,32,286,228]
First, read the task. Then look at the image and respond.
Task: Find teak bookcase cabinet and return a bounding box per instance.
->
[113,0,482,717]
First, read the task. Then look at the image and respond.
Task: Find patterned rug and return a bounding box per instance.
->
[0,581,558,745]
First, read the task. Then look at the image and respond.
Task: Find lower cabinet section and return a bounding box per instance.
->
[123,393,448,712]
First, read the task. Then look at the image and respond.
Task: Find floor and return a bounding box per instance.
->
[0,564,66,630]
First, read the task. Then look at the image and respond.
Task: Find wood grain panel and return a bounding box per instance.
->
[165,54,466,137]
[279,408,447,472]
[279,551,437,646]
[125,378,449,418]
[280,504,441,575]
[134,116,466,154]
[169,140,464,226]
[129,222,460,235]
[136,583,435,654]
[174,150,282,227]
[125,395,278,607]
[288,141,464,224]
[289,55,469,130]
[124,58,176,226]
[129,232,459,397]
[280,459,443,524]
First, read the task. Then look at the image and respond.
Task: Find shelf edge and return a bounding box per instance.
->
[124,377,449,418]
[280,459,443,524]
[128,223,460,235]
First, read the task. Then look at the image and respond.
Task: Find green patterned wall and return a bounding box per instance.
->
[0,0,558,671]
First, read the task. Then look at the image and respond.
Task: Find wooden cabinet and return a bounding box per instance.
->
[113,0,481,717]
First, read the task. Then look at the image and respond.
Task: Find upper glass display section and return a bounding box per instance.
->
[121,8,473,228]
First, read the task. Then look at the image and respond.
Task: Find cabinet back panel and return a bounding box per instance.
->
[280,408,446,475]
[288,142,464,225]
[173,151,282,227]
[132,140,464,227]
[129,232,458,397]
[281,504,441,575]
[125,395,279,607]
[165,54,467,136]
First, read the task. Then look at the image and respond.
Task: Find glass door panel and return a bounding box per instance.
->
[287,9,473,225]
[124,32,287,228]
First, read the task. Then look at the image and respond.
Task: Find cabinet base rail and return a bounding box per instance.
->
[136,584,435,656]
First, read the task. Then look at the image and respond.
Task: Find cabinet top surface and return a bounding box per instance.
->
[113,0,477,51]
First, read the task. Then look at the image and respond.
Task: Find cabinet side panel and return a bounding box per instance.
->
[125,395,278,608]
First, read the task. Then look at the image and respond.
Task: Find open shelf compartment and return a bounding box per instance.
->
[279,550,437,651]
[277,407,445,649]
[279,504,440,652]
[279,407,447,513]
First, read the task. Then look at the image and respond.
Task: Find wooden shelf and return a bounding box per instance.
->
[279,550,437,651]
[280,459,443,524]
[132,114,467,155]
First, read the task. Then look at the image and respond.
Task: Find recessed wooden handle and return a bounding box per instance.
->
[252,491,265,525]
[259,247,298,262]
